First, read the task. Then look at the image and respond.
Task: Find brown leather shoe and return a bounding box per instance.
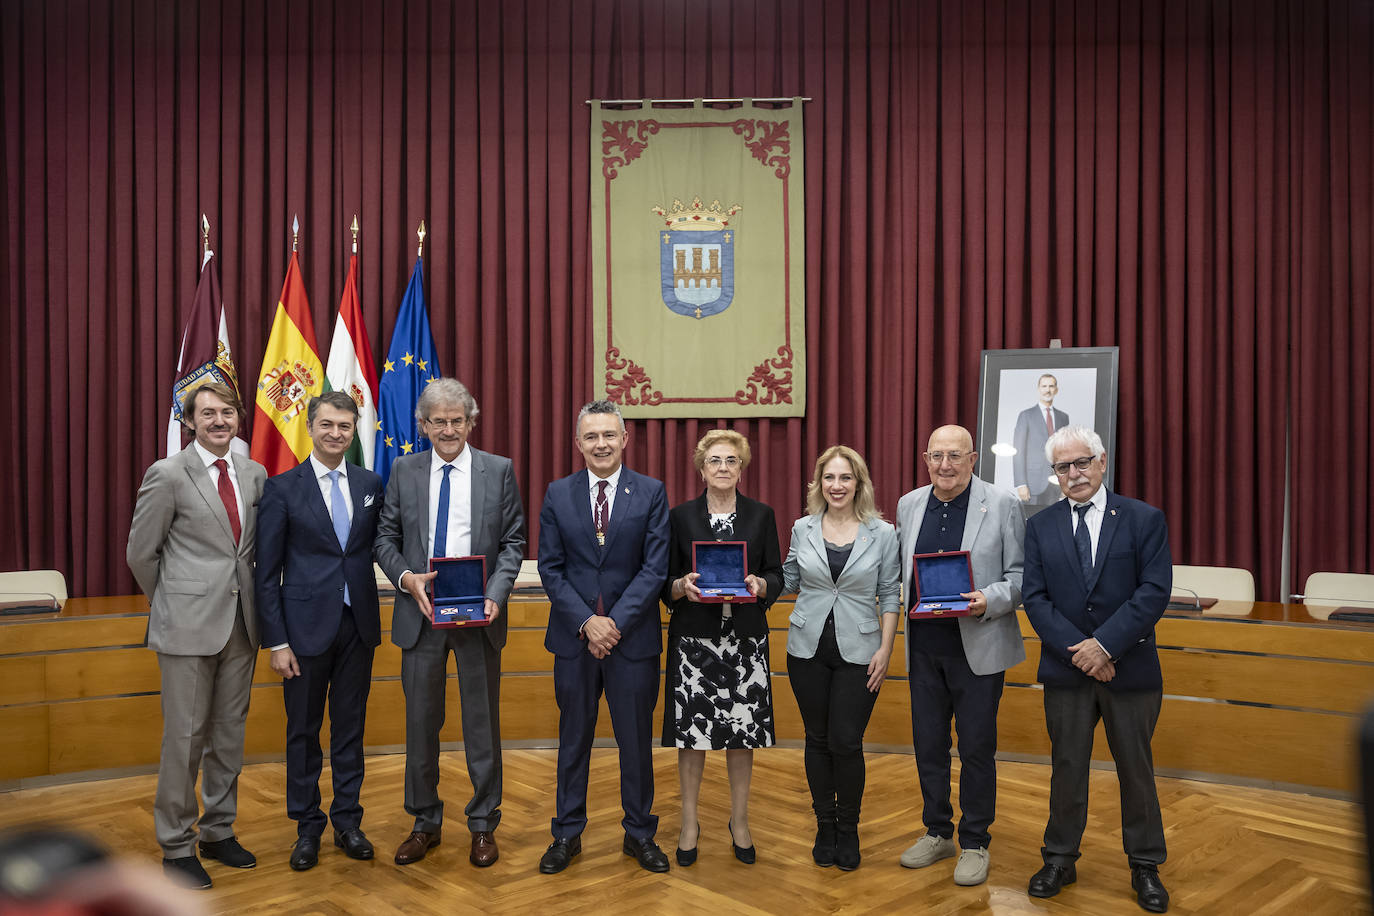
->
[470,831,498,867]
[394,830,441,865]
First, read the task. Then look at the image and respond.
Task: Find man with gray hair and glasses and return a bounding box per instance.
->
[374,378,527,870]
[1022,425,1172,914]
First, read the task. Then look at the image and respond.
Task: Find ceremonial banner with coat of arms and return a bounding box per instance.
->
[591,99,805,417]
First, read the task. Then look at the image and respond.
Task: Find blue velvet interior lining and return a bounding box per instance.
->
[915,553,972,602]
[696,542,747,587]
[433,556,485,604]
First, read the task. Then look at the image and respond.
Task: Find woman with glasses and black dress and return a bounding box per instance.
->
[661,429,784,868]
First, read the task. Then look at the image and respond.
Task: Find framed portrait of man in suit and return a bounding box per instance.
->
[975,347,1119,519]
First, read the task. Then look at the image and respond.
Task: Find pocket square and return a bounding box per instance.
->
[363,494,376,507]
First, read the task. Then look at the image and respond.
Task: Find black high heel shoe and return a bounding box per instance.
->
[676,824,698,867]
[728,820,756,865]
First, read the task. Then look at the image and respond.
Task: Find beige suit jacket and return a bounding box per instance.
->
[127,445,267,655]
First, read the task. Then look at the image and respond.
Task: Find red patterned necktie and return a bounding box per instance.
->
[213,458,242,543]
[1044,407,1054,436]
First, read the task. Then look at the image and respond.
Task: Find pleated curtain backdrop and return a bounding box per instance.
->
[1,0,1369,600]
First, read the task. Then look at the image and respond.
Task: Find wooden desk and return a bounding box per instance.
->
[2,597,1370,794]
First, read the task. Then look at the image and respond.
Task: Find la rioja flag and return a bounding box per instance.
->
[166,249,247,456]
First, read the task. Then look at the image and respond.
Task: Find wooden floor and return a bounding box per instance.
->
[0,749,1367,915]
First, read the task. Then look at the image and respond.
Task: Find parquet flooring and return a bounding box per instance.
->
[0,749,1366,915]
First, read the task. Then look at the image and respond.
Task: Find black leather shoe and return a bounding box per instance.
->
[162,856,212,889]
[333,827,374,860]
[622,834,670,873]
[539,836,581,874]
[1028,862,1077,898]
[1132,866,1170,913]
[728,820,756,865]
[289,836,319,871]
[198,836,256,869]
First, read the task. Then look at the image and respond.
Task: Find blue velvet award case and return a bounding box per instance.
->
[909,550,973,619]
[428,555,491,628]
[692,540,756,603]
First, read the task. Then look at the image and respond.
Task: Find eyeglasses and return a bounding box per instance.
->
[425,417,468,430]
[1052,456,1097,476]
[706,456,741,468]
[925,451,967,465]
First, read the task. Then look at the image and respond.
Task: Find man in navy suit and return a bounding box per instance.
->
[1012,374,1070,510]
[536,400,671,875]
[255,391,384,871]
[1022,425,1172,914]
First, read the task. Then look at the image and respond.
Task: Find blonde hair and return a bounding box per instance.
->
[805,445,881,522]
[692,428,752,474]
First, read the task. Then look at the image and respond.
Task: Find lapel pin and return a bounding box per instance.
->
[980,506,987,513]
[624,487,630,495]
[1110,509,1117,516]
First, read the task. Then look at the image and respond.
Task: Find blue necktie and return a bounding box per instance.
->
[328,470,352,605]
[433,464,453,558]
[1074,503,1094,583]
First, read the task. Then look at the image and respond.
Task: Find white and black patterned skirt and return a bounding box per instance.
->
[662,616,776,750]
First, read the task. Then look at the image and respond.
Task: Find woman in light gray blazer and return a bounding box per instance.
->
[781,445,901,872]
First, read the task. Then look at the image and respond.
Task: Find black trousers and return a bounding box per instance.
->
[907,646,1004,849]
[786,617,880,822]
[283,609,375,837]
[1041,683,1167,869]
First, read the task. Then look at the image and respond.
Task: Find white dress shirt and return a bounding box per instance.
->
[193,440,244,524]
[1068,484,1108,560]
[1070,484,1111,656]
[429,445,472,559]
[581,464,624,632]
[588,464,623,530]
[310,453,353,526]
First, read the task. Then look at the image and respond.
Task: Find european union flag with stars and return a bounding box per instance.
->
[375,256,442,486]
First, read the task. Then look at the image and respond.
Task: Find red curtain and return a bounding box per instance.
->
[2,0,1369,601]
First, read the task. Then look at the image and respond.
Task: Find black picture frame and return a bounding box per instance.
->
[975,347,1119,519]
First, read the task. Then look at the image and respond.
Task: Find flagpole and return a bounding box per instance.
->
[292,214,300,253]
[351,214,359,255]
[201,214,210,257]
[416,220,425,258]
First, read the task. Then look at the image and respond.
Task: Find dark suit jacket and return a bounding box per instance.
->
[1013,403,1069,496]
[538,467,669,661]
[1022,490,1172,690]
[373,447,527,651]
[254,458,384,656]
[660,490,783,640]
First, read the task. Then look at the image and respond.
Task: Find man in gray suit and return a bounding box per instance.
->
[127,381,267,890]
[374,378,526,869]
[896,425,1025,886]
[1013,374,1069,510]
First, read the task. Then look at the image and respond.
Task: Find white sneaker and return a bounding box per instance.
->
[953,847,990,886]
[899,833,957,869]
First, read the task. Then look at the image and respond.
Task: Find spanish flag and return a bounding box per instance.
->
[251,251,323,475]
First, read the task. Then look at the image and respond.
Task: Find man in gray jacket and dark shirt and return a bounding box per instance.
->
[895,425,1025,887]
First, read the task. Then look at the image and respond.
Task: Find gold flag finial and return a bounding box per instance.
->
[351,215,359,255]
[292,214,300,252]
[201,213,210,256]
[417,220,426,258]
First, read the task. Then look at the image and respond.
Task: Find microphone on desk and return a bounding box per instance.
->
[1166,586,1202,611]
